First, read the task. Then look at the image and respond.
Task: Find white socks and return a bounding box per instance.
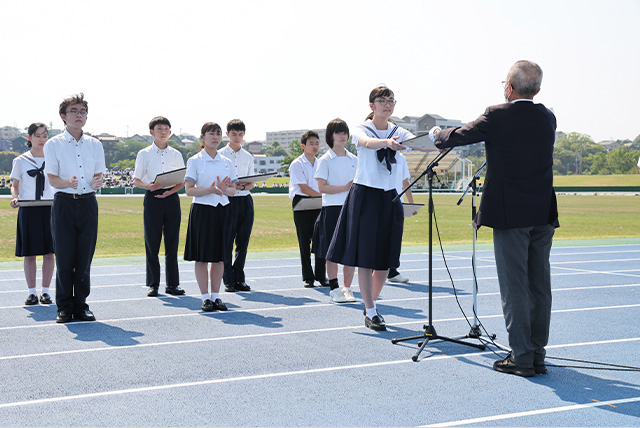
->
[366,307,378,319]
[201,294,210,302]
[28,288,37,297]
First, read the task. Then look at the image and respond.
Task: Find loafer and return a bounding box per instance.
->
[493,353,535,377]
[56,311,73,323]
[25,294,39,305]
[534,362,548,374]
[224,283,236,293]
[165,285,185,295]
[363,308,385,323]
[235,282,251,292]
[40,293,52,304]
[147,286,159,297]
[212,298,228,311]
[202,299,214,312]
[365,315,386,331]
[74,309,96,322]
[304,280,315,288]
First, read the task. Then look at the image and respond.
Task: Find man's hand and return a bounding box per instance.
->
[90,174,103,190]
[429,126,442,142]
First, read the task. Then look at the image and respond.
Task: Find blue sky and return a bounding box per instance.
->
[1,0,638,142]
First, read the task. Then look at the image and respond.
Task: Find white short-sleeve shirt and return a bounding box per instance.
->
[395,152,411,196]
[219,145,255,197]
[288,154,319,199]
[351,120,414,191]
[314,149,358,207]
[185,150,237,207]
[10,152,53,200]
[133,142,185,188]
[43,129,106,195]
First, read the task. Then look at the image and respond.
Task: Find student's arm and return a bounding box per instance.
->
[358,135,406,151]
[48,173,78,190]
[298,183,322,197]
[184,176,233,197]
[9,179,19,208]
[317,178,352,194]
[154,182,184,199]
[237,182,254,191]
[133,178,163,191]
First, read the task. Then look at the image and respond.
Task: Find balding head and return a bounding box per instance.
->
[506,60,543,98]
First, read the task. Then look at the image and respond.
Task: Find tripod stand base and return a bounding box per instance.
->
[392,324,486,362]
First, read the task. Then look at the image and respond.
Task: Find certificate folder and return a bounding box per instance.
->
[403,203,424,217]
[293,197,322,211]
[153,167,186,187]
[237,172,277,183]
[18,199,54,207]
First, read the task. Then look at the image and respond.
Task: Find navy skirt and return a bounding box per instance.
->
[184,203,229,263]
[326,184,404,270]
[312,205,342,259]
[15,206,54,257]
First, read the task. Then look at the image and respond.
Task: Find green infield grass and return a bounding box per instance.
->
[0,193,638,261]
[552,174,640,186]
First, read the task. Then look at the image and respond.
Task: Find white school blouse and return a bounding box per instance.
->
[395,152,411,196]
[219,145,255,197]
[184,150,237,207]
[10,152,53,200]
[288,154,319,199]
[351,120,414,191]
[43,129,106,195]
[133,143,185,188]
[314,149,358,207]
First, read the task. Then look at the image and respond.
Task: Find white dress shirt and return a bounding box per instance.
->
[185,150,237,207]
[314,149,358,207]
[10,152,53,200]
[351,120,414,191]
[133,142,185,188]
[43,129,106,195]
[219,144,255,197]
[288,154,319,199]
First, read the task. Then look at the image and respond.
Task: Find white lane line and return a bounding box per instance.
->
[0,337,638,410]
[422,396,640,427]
[553,266,640,278]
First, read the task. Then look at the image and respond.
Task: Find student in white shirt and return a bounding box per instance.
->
[133,116,186,297]
[10,123,54,306]
[327,86,414,331]
[219,119,255,293]
[313,119,357,303]
[184,122,237,312]
[289,130,327,288]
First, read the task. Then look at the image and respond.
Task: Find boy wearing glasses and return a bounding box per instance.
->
[133,116,186,297]
[44,93,106,323]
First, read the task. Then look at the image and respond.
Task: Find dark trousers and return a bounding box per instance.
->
[143,191,181,288]
[292,195,325,282]
[51,193,98,313]
[493,224,555,367]
[223,195,254,285]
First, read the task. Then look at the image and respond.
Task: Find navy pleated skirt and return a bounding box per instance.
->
[312,205,342,259]
[326,183,404,270]
[15,206,54,257]
[184,203,228,263]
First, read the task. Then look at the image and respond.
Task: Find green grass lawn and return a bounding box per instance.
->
[0,193,638,261]
[552,174,640,186]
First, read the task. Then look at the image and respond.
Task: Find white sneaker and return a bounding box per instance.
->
[342,287,356,302]
[330,288,348,303]
[388,273,409,283]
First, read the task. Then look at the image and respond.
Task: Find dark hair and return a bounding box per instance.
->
[59,93,88,124]
[149,116,171,130]
[325,119,349,148]
[227,119,246,132]
[365,86,395,121]
[201,122,222,136]
[26,122,48,148]
[301,130,319,145]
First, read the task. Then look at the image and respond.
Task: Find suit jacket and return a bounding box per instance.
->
[435,101,558,229]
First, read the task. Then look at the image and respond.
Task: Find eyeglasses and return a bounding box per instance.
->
[374,98,397,106]
[67,109,88,116]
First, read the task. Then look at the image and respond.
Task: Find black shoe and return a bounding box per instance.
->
[224,283,236,293]
[534,362,548,374]
[235,282,251,292]
[74,309,96,322]
[40,293,52,304]
[165,285,185,295]
[212,298,228,311]
[363,308,385,323]
[202,299,214,312]
[316,278,330,287]
[56,311,73,323]
[493,353,535,377]
[25,294,38,305]
[304,280,315,288]
[365,315,386,331]
[147,286,159,297]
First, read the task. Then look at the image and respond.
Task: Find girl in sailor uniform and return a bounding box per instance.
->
[327,86,414,331]
[9,123,55,306]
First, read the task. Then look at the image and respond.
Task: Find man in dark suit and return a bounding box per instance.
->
[430,60,558,377]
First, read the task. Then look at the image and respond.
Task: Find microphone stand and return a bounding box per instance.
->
[392,148,485,362]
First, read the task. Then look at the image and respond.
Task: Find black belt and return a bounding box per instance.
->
[55,192,95,200]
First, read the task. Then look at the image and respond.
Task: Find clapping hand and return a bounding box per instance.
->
[212,176,231,195]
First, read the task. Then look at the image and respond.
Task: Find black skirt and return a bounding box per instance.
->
[312,205,342,259]
[326,184,404,270]
[184,203,229,263]
[15,206,54,257]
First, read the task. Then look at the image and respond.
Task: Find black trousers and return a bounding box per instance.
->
[51,193,98,313]
[292,195,325,282]
[143,191,181,288]
[223,195,254,285]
